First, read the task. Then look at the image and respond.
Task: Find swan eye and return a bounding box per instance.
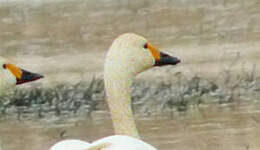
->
[143,43,148,49]
[3,64,7,69]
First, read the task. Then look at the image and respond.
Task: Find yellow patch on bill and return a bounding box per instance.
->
[147,43,161,61]
[6,64,22,79]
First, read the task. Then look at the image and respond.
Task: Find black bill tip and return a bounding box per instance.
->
[154,52,181,66]
[16,69,44,85]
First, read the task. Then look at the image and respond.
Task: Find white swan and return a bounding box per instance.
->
[0,57,43,150]
[0,57,43,95]
[49,33,180,150]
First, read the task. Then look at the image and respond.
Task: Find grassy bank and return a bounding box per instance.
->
[0,0,259,121]
[0,65,259,120]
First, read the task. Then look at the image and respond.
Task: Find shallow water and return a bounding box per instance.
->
[1,103,260,150]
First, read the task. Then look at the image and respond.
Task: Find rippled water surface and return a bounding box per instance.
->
[1,103,260,150]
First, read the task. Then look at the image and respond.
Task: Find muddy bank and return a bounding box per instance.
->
[1,101,260,150]
[1,0,260,56]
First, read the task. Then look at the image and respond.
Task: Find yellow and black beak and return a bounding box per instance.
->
[146,43,181,66]
[16,68,44,85]
[5,64,43,85]
[154,52,181,66]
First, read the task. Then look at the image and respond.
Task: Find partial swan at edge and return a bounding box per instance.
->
[0,57,43,95]
[0,57,43,149]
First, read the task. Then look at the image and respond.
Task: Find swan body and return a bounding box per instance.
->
[49,33,180,150]
[49,139,90,150]
[50,135,156,150]
[89,135,156,150]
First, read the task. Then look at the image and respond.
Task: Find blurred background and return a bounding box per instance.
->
[1,0,259,82]
[0,0,260,150]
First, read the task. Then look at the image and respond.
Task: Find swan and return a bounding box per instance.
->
[49,33,180,150]
[0,57,43,150]
[0,57,43,95]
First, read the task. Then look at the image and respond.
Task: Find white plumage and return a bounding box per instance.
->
[49,140,90,150]
[0,57,17,94]
[49,33,180,150]
[0,57,43,150]
[50,135,156,150]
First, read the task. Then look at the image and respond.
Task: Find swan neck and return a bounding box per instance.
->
[104,71,140,139]
[0,73,13,96]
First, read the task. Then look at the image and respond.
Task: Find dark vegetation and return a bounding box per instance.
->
[0,64,259,120]
[0,0,259,120]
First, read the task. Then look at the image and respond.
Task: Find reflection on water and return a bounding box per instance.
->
[1,102,260,150]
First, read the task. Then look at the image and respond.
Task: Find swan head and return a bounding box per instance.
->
[104,33,180,138]
[105,33,180,76]
[0,57,43,87]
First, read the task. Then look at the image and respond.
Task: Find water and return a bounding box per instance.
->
[1,103,260,150]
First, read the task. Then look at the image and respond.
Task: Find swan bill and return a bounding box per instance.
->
[154,52,181,66]
[16,69,44,85]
